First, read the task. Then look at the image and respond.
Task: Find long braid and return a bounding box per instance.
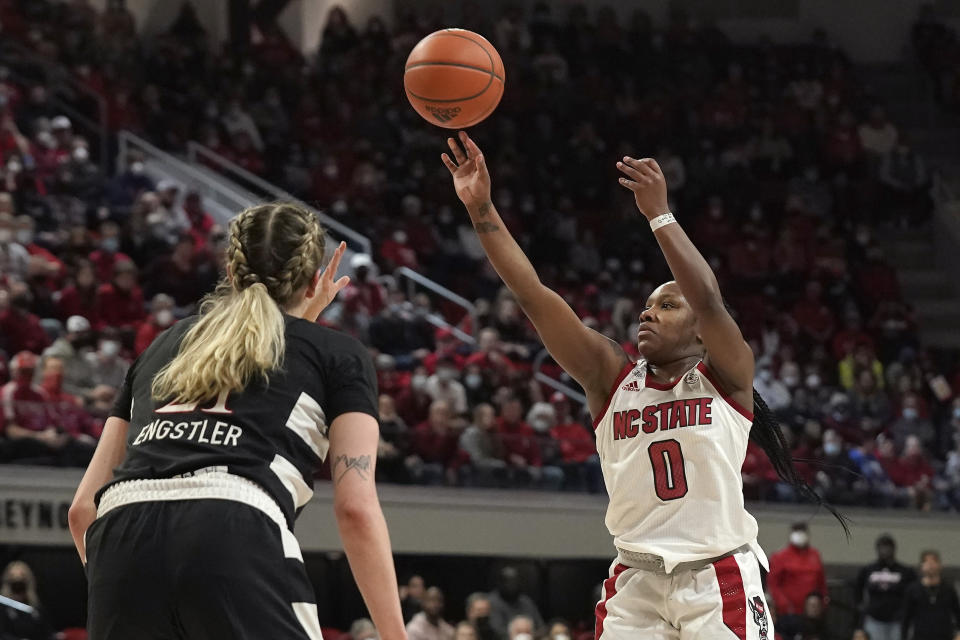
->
[750,389,851,536]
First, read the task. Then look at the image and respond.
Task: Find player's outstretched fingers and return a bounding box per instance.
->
[624,156,659,180]
[447,137,467,164]
[460,131,482,159]
[618,176,642,191]
[617,161,651,185]
[441,153,458,174]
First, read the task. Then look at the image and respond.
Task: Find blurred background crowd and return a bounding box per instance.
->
[2,0,960,513]
[1,0,960,638]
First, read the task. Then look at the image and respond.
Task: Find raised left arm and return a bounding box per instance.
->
[617,157,754,398]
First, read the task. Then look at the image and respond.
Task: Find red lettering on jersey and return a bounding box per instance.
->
[656,402,672,431]
[698,398,712,424]
[641,405,658,434]
[670,400,688,429]
[685,399,700,425]
[613,411,628,440]
[625,409,640,438]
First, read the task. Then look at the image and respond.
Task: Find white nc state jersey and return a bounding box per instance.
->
[594,359,768,573]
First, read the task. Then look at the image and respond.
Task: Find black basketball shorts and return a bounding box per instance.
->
[85,481,322,640]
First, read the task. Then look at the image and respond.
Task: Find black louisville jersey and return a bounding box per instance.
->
[101,315,378,527]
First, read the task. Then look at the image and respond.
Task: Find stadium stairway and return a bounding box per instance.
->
[861,62,960,350]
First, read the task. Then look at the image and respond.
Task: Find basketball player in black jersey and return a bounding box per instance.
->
[69,204,407,639]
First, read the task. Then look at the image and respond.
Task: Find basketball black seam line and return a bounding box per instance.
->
[405,31,501,103]
[405,61,505,83]
[406,75,503,104]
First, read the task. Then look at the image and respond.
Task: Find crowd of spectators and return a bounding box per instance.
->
[1,1,960,513]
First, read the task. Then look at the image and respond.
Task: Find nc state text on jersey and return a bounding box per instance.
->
[611,398,713,440]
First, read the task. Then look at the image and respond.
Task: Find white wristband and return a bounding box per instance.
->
[649,212,676,232]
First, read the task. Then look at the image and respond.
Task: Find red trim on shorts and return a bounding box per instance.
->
[696,362,754,421]
[592,362,636,430]
[595,563,627,640]
[713,555,747,640]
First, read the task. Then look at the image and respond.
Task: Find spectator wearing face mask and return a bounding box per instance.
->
[488,567,544,637]
[88,220,132,283]
[545,619,572,640]
[497,399,563,490]
[93,258,145,331]
[13,215,61,275]
[83,334,129,391]
[769,523,828,618]
[38,315,96,396]
[754,367,793,412]
[889,393,936,452]
[425,356,468,418]
[395,366,433,427]
[0,560,54,640]
[814,429,864,505]
[506,615,534,640]
[134,293,176,355]
[464,592,498,640]
[407,586,455,640]
[381,228,419,271]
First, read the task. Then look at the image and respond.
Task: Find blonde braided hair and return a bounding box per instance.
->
[152,203,326,403]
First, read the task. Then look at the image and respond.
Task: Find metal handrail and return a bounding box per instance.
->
[118,132,255,203]
[186,141,372,255]
[531,348,588,406]
[394,266,477,337]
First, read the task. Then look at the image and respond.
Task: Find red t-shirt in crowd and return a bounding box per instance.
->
[56,284,100,325]
[768,544,828,616]
[0,380,50,433]
[550,422,596,463]
[497,418,542,467]
[94,283,145,329]
[409,422,461,467]
[0,309,50,354]
[88,249,133,283]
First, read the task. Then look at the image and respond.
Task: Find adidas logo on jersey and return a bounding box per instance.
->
[621,380,641,392]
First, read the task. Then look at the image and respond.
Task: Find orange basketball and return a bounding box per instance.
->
[404,29,505,129]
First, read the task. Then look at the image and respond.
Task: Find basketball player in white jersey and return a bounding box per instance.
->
[442,132,840,639]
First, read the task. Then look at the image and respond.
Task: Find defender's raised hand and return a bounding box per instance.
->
[441,131,491,210]
[617,157,669,220]
[303,240,350,321]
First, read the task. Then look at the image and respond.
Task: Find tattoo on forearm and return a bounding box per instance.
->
[477,201,492,217]
[333,454,371,483]
[474,221,500,234]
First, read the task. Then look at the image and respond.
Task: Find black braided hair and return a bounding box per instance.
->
[750,389,851,536]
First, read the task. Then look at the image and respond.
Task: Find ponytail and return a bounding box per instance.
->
[750,390,851,536]
[151,202,325,404]
[152,281,285,404]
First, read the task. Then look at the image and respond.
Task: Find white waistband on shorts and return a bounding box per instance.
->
[98,469,286,531]
[616,544,751,574]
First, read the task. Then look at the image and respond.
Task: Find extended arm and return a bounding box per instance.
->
[617,157,754,402]
[443,132,629,415]
[68,416,129,563]
[329,412,406,640]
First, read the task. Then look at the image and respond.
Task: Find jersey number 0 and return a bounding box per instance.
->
[648,439,688,500]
